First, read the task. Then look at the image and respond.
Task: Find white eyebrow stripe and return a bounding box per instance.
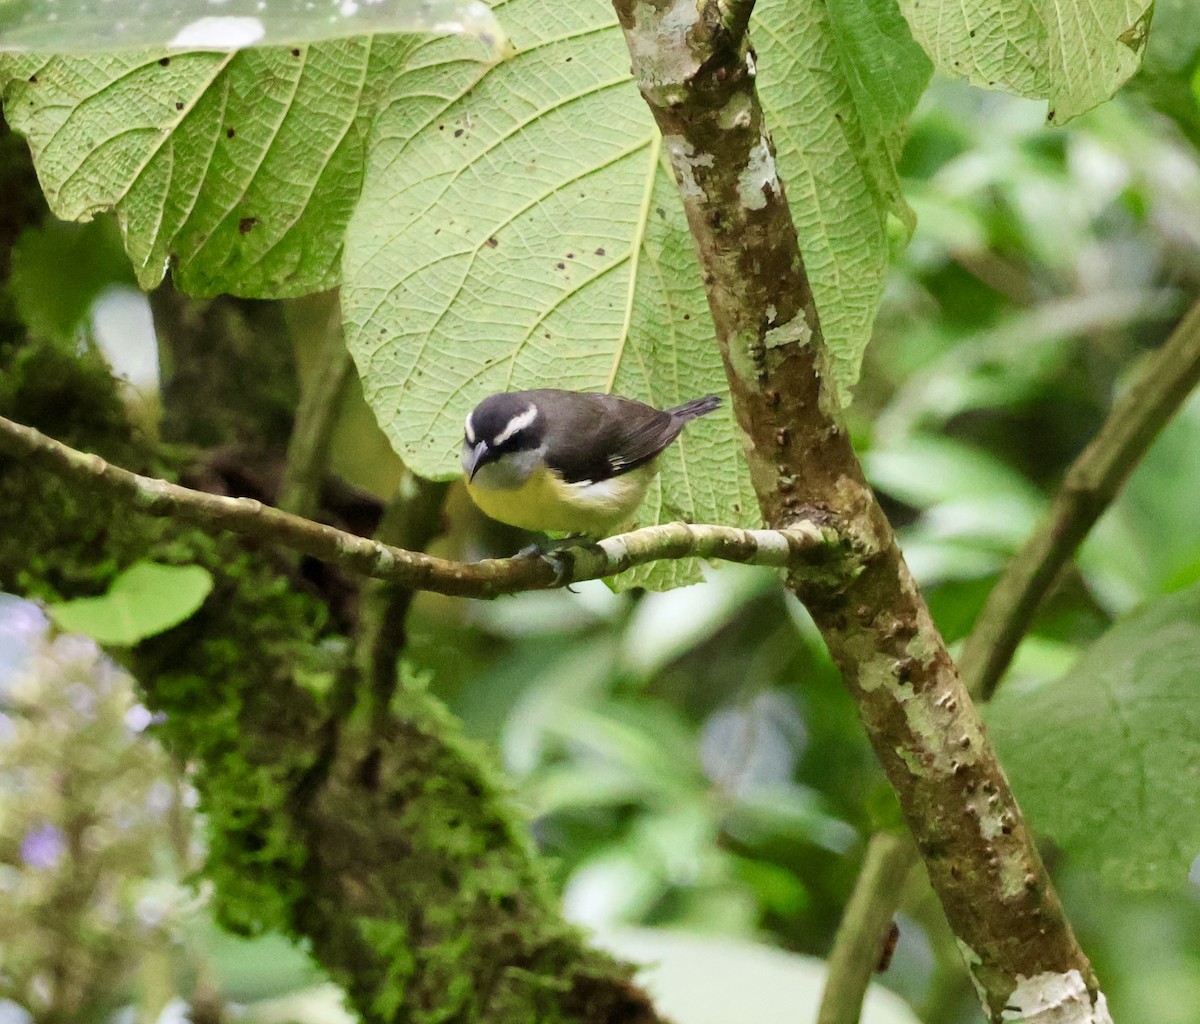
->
[464,412,476,444]
[493,404,538,445]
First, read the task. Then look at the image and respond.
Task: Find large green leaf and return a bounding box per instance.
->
[896,0,1152,123]
[0,39,428,295]
[340,0,929,586]
[1,0,930,587]
[340,0,753,590]
[0,0,505,53]
[45,561,214,645]
[988,581,1200,889]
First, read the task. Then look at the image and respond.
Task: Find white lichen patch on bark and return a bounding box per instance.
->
[720,324,772,390]
[663,134,714,199]
[717,92,754,131]
[1001,970,1113,1024]
[625,0,705,93]
[737,128,779,211]
[764,316,811,350]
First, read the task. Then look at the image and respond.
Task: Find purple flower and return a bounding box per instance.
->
[20,823,66,870]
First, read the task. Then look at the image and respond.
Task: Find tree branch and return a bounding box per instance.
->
[278,295,353,520]
[960,295,1200,700]
[815,833,915,1024]
[0,413,855,598]
[610,2,1111,1020]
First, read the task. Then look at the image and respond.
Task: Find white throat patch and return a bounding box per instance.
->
[494,404,538,445]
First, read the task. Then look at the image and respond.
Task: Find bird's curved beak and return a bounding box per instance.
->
[466,440,489,481]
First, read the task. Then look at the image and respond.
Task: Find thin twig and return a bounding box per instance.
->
[816,833,916,1024]
[354,473,450,730]
[0,414,855,598]
[961,295,1200,700]
[278,298,352,520]
[817,297,1200,1023]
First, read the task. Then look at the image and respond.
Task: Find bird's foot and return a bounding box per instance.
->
[515,534,588,588]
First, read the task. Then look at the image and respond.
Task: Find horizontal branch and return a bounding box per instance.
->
[0,414,856,598]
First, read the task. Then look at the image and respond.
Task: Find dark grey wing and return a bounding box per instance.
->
[533,391,686,484]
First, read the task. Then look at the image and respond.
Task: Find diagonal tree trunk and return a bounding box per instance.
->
[609,1,1110,1020]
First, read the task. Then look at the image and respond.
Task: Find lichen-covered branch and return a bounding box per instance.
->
[609,0,1110,1020]
[0,414,856,596]
[816,295,1200,1023]
[961,296,1200,700]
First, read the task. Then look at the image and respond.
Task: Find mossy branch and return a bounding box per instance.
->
[0,413,858,598]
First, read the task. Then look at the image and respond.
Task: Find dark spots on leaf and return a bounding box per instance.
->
[438,124,445,130]
[834,112,843,122]
[556,262,565,269]
[565,56,572,62]
[159,57,170,66]
[544,333,550,339]
[175,101,184,110]
[226,128,236,138]
[566,252,574,259]
[27,74,37,84]
[454,128,464,137]
[656,207,665,218]
[969,29,976,37]
[238,217,257,234]
[434,228,441,235]
[291,47,301,57]
[595,247,605,257]
[683,313,691,320]
[733,504,740,514]
[485,236,498,248]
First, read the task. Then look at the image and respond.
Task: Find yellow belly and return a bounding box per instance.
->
[466,462,656,535]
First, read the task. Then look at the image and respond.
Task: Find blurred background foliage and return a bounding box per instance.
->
[4,24,1200,1024]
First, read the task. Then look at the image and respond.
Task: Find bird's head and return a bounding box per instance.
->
[462,393,547,488]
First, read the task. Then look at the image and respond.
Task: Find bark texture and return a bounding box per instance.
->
[609,1,1109,1019]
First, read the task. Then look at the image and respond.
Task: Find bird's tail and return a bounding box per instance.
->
[667,394,721,422]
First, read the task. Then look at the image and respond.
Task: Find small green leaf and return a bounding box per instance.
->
[988,581,1200,889]
[896,0,1153,123]
[188,915,327,1003]
[46,561,213,645]
[0,0,506,53]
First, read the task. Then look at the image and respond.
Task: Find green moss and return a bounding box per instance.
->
[0,335,332,937]
[0,332,654,1022]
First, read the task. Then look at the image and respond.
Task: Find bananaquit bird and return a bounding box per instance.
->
[462,389,721,536]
